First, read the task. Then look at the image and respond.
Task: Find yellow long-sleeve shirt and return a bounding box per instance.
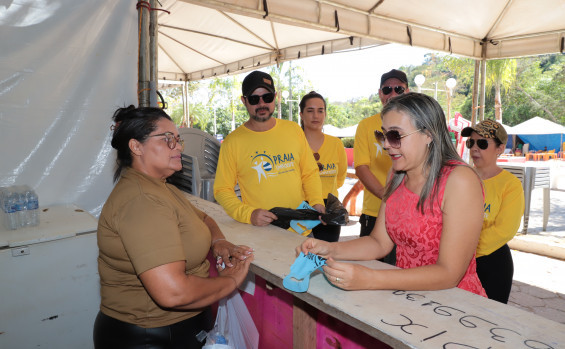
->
[214,118,324,225]
[476,169,525,257]
[353,113,392,217]
[317,134,347,199]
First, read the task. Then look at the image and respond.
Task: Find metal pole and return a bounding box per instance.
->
[446,88,452,123]
[182,81,189,127]
[137,0,150,107]
[149,0,158,107]
[288,61,293,122]
[213,107,217,135]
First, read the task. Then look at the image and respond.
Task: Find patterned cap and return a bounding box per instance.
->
[461,119,508,145]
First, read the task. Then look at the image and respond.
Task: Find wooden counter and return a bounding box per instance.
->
[187,195,565,349]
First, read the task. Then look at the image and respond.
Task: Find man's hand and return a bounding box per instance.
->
[250,209,278,226]
[312,203,327,225]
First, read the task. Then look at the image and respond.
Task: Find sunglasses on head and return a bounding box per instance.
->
[381,86,406,95]
[374,129,422,149]
[313,152,323,171]
[246,93,275,105]
[466,138,490,150]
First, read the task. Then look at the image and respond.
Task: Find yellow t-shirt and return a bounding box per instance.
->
[97,168,211,327]
[317,134,347,199]
[353,113,392,217]
[476,169,525,257]
[214,118,324,225]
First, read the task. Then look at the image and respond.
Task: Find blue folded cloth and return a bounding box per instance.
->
[283,252,327,293]
[290,201,321,234]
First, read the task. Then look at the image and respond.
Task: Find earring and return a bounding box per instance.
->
[427,142,431,148]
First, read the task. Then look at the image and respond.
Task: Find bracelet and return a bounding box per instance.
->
[211,238,226,246]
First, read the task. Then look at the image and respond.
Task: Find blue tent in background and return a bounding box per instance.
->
[508,117,565,152]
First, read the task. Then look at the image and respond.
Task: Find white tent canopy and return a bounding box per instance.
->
[1,0,564,215]
[509,116,565,135]
[158,0,565,81]
[323,124,358,138]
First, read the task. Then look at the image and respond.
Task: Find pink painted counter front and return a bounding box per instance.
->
[190,195,565,349]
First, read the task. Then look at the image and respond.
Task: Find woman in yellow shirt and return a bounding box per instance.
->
[299,91,347,242]
[462,119,525,303]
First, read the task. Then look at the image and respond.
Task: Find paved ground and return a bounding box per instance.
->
[337,176,565,325]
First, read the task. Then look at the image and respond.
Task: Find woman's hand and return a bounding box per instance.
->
[212,239,253,268]
[295,238,334,259]
[218,253,255,288]
[322,258,372,291]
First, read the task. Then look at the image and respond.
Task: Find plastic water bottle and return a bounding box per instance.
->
[14,190,27,228]
[26,189,39,227]
[0,187,6,229]
[3,190,18,230]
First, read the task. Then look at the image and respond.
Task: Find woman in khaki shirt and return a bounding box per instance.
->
[94,105,253,348]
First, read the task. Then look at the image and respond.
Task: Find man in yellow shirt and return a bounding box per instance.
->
[214,71,325,233]
[354,69,409,264]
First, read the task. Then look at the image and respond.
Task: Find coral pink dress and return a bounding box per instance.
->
[385,163,487,296]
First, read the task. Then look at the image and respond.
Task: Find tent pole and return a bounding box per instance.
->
[182,81,189,127]
[138,0,150,107]
[138,0,158,107]
[149,0,158,107]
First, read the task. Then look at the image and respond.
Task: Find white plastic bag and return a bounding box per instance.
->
[203,290,259,349]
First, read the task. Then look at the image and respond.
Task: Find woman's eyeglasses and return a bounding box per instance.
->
[374,129,422,149]
[466,138,490,150]
[246,93,275,105]
[148,132,185,151]
[313,152,323,171]
[381,86,406,95]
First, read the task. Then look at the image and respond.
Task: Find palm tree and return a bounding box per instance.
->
[486,59,517,123]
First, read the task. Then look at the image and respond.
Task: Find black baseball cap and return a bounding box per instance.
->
[380,69,408,87]
[242,71,275,97]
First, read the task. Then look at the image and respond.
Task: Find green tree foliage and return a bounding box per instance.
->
[159,53,565,138]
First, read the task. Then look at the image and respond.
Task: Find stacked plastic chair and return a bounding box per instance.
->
[168,128,221,202]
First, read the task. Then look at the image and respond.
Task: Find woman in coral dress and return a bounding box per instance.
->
[297,93,486,296]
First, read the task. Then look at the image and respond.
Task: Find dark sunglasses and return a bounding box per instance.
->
[313,152,323,171]
[374,129,422,149]
[381,86,406,95]
[246,93,275,105]
[466,138,490,150]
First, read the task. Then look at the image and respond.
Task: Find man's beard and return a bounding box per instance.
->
[250,107,273,122]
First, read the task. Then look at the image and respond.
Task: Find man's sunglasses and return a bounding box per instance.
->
[374,129,422,149]
[381,86,406,95]
[246,93,275,105]
[466,138,490,150]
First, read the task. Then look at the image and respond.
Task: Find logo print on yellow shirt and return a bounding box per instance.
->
[251,154,272,183]
[374,142,383,157]
[250,151,296,183]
